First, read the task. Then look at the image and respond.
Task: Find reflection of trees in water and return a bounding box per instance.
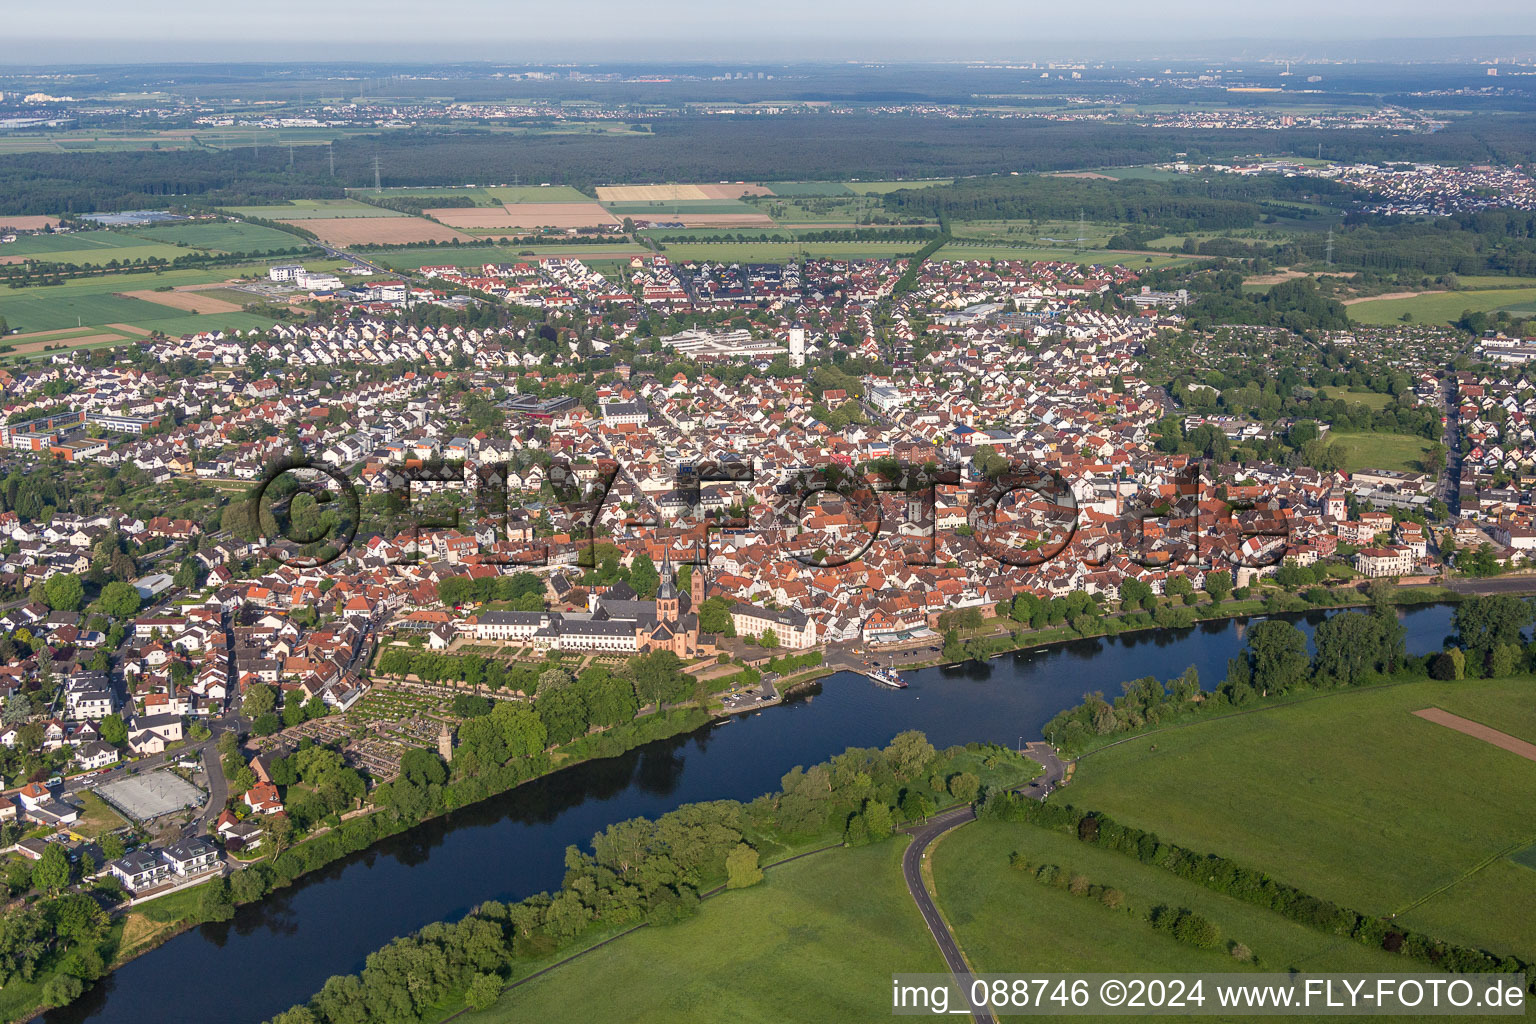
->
[634,744,687,795]
[228,884,301,941]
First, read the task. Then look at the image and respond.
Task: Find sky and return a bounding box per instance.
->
[8,1,1536,62]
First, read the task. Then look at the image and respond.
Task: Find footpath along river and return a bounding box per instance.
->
[48,603,1457,1024]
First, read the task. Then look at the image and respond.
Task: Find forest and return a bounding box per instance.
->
[5,113,1536,214]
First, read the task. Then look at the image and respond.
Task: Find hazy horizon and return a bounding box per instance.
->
[6,2,1536,65]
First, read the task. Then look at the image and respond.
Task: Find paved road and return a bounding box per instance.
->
[899,742,1068,1024]
[1439,375,1462,516]
[1444,575,1536,596]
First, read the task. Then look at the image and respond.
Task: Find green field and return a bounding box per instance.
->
[1348,287,1536,325]
[223,199,407,219]
[465,840,944,1024]
[936,819,1412,978]
[130,220,310,252]
[1327,431,1435,473]
[658,240,923,262]
[761,181,856,197]
[1317,387,1395,410]
[848,178,955,194]
[936,242,1192,269]
[1063,677,1536,961]
[0,221,310,266]
[345,184,590,206]
[0,265,285,334]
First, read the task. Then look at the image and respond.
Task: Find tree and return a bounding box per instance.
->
[262,813,294,858]
[252,712,281,736]
[1453,596,1533,668]
[697,596,733,635]
[1204,570,1233,605]
[242,683,277,720]
[437,576,474,607]
[99,833,125,861]
[1245,619,1310,694]
[725,843,763,889]
[198,877,235,923]
[42,573,83,612]
[947,771,981,803]
[466,972,502,1012]
[885,730,935,780]
[1312,611,1401,685]
[863,799,894,842]
[98,714,127,746]
[760,628,780,649]
[41,973,84,1009]
[97,580,141,619]
[1118,578,1153,611]
[1,693,31,727]
[628,554,659,599]
[400,747,447,787]
[33,843,70,894]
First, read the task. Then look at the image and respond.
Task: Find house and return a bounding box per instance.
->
[1355,546,1416,579]
[729,603,817,649]
[215,809,264,850]
[243,781,284,815]
[161,837,221,878]
[75,740,119,771]
[108,848,170,894]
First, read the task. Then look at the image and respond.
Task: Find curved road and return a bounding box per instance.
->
[901,741,1068,1024]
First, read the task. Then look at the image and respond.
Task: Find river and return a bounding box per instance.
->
[49,603,1456,1024]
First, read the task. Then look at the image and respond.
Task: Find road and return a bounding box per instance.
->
[1444,575,1536,596]
[1438,374,1462,516]
[899,742,1068,1024]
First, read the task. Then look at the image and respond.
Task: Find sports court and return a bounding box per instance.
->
[95,770,205,821]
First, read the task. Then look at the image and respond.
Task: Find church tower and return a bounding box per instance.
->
[690,562,706,612]
[656,552,679,624]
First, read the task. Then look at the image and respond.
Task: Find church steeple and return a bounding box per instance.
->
[656,551,678,623]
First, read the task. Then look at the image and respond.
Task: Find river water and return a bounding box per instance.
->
[49,603,1456,1024]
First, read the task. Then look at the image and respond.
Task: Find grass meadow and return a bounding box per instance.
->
[1326,431,1436,474]
[462,840,943,1024]
[1062,677,1536,961]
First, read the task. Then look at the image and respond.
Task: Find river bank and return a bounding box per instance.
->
[45,602,1460,1024]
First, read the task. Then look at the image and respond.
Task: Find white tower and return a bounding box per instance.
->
[788,325,806,368]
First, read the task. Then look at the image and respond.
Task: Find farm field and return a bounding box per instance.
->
[1062,677,1536,960]
[935,242,1191,269]
[427,203,618,230]
[0,221,311,266]
[463,840,944,1024]
[291,217,473,246]
[757,181,856,196]
[595,183,769,202]
[1327,431,1435,473]
[848,178,955,194]
[0,215,61,230]
[603,199,760,216]
[0,265,286,334]
[1347,286,1536,325]
[129,220,310,252]
[222,199,407,219]
[658,240,922,262]
[934,819,1412,980]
